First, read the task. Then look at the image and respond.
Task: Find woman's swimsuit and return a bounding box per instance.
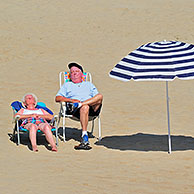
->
[21,109,47,127]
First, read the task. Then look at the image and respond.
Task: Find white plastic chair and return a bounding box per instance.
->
[57,71,102,142]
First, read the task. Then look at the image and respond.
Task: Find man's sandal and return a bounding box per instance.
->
[74,143,92,150]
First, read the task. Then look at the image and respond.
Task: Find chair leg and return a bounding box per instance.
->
[62,115,66,142]
[91,119,94,135]
[16,121,20,145]
[11,125,16,142]
[98,116,102,141]
[57,114,61,128]
[54,122,59,147]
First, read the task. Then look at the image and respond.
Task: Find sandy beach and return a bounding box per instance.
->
[1,0,194,193]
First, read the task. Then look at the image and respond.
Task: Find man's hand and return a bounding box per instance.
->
[70,99,81,103]
[55,96,81,103]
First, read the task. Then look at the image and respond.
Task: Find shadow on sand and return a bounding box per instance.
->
[8,132,55,151]
[8,127,95,151]
[95,133,194,152]
[57,127,95,142]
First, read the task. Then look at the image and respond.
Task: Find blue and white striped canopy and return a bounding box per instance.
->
[109,41,194,81]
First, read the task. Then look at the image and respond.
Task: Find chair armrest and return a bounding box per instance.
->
[60,102,67,112]
[61,102,66,106]
[59,102,75,117]
[51,115,58,124]
[13,115,20,123]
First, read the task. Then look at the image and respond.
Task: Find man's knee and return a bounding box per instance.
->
[98,93,103,103]
[99,93,103,99]
[80,105,89,114]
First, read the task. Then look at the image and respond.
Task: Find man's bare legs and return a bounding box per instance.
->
[79,105,89,132]
[79,93,103,132]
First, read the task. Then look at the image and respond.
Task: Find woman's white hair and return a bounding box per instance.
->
[22,93,38,105]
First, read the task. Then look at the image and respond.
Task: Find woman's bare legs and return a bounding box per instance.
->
[25,123,38,152]
[39,123,57,152]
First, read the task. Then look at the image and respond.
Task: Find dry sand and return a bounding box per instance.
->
[1,0,194,193]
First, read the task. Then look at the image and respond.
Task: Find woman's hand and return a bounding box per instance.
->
[31,114,39,119]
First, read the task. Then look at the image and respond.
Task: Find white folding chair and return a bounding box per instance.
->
[57,71,102,142]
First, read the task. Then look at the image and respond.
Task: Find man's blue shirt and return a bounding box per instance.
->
[56,81,99,102]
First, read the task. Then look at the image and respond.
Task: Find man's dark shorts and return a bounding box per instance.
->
[73,104,102,119]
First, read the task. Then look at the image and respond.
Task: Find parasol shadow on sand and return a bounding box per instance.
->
[95,133,194,152]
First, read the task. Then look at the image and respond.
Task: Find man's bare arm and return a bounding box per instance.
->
[82,93,103,106]
[55,96,80,103]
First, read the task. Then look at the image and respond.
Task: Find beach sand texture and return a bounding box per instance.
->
[1,0,194,193]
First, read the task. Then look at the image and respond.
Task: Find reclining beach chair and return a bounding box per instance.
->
[57,71,102,142]
[11,101,59,146]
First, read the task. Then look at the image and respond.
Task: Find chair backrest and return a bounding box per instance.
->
[59,71,92,88]
[11,101,53,115]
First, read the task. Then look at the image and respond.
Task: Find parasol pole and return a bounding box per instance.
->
[166,81,172,154]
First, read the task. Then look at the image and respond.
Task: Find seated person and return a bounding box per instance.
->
[15,93,57,152]
[55,62,103,149]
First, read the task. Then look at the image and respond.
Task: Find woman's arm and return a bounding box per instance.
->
[39,109,53,120]
[14,109,27,120]
[15,109,39,120]
[15,108,53,120]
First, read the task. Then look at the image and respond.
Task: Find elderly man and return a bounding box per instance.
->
[55,62,103,149]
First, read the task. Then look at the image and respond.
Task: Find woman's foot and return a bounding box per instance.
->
[51,146,58,152]
[32,146,38,152]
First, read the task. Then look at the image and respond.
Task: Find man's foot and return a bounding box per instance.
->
[82,134,89,145]
[74,143,92,150]
[74,134,92,150]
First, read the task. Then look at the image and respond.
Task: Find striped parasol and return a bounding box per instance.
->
[109,40,194,153]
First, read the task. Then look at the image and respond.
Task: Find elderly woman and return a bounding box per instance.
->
[15,93,57,152]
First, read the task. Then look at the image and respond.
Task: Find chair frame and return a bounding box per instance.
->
[57,71,102,142]
[11,103,59,146]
